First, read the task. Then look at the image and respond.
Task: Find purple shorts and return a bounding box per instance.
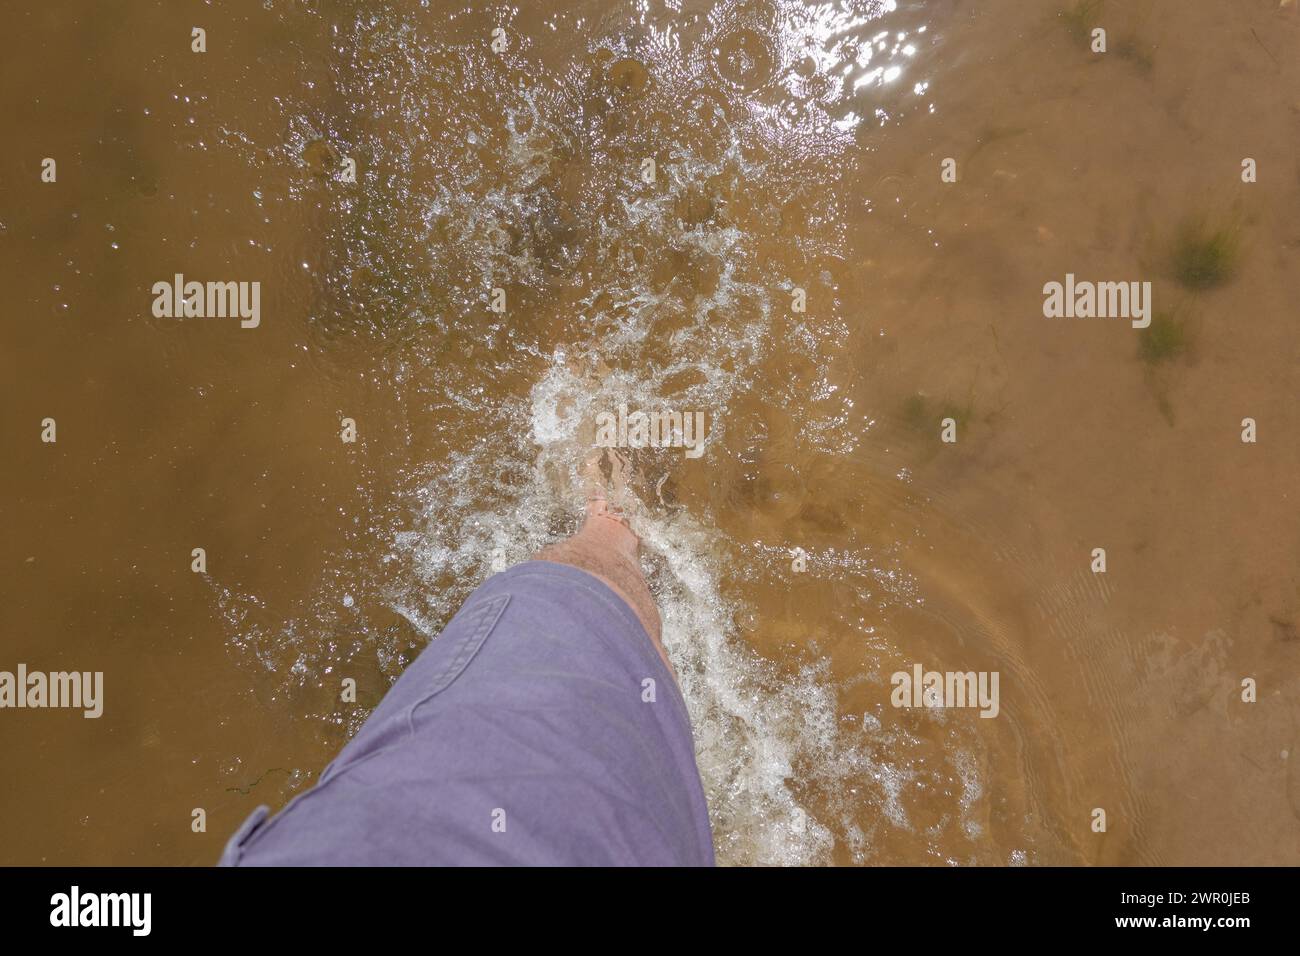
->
[219,560,715,866]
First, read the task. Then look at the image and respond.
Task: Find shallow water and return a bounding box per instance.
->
[2,0,1298,865]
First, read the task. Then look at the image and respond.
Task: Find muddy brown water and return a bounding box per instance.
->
[2,0,1298,865]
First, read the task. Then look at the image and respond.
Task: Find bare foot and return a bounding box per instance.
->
[534,450,673,680]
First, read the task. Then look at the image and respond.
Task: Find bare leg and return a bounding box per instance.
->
[533,452,673,680]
